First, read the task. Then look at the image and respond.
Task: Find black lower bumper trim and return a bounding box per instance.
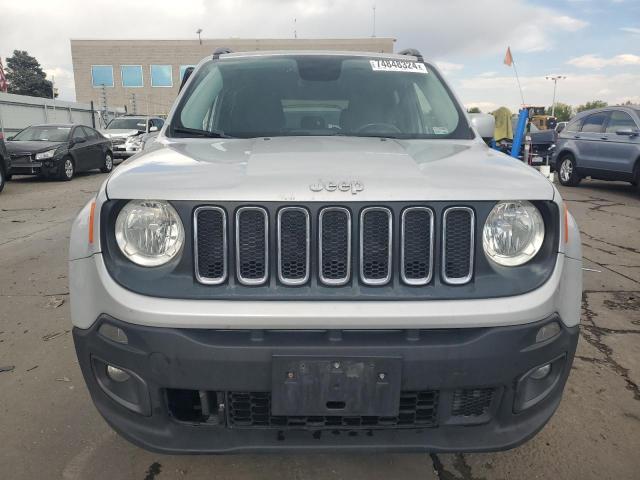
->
[73,315,578,454]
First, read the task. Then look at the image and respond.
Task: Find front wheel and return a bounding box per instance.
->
[101,151,113,173]
[558,155,580,186]
[0,166,5,193]
[59,157,75,181]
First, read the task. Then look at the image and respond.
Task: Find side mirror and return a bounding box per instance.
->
[179,67,195,93]
[616,128,639,137]
[469,113,496,141]
[72,137,86,144]
[6,136,14,141]
[149,126,158,132]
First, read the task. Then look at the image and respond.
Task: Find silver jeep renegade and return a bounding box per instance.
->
[69,50,582,454]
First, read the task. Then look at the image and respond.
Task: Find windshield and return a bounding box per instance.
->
[171,55,471,140]
[12,126,71,142]
[107,118,147,131]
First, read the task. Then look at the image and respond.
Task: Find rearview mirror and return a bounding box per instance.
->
[149,126,158,132]
[469,113,496,141]
[616,128,639,137]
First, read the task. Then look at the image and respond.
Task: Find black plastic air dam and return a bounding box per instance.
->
[100,200,560,301]
[73,314,578,454]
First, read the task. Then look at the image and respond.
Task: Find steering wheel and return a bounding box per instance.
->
[355,123,402,134]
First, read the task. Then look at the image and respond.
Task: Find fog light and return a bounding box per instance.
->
[514,354,566,412]
[99,323,128,344]
[536,321,560,343]
[91,357,151,416]
[107,365,130,383]
[530,363,551,380]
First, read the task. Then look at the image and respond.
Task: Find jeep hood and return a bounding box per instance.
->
[105,136,555,201]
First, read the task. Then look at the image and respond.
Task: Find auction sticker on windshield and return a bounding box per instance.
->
[370,59,428,73]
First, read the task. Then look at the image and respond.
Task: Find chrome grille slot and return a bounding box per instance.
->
[194,206,227,284]
[360,207,392,285]
[277,207,310,285]
[442,207,474,285]
[319,207,351,285]
[235,207,269,285]
[401,207,434,285]
[190,202,479,292]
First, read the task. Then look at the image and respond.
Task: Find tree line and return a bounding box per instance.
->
[2,50,56,98]
[468,100,637,122]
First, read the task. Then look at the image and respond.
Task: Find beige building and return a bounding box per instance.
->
[70,38,395,116]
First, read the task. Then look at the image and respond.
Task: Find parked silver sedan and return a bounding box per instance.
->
[553,106,640,191]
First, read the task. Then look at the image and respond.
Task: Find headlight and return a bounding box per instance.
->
[125,136,142,147]
[35,149,57,160]
[115,200,184,267]
[482,201,545,267]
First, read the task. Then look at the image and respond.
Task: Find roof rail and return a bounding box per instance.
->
[213,47,233,60]
[398,48,423,62]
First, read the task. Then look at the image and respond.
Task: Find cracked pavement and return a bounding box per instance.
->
[1,173,639,479]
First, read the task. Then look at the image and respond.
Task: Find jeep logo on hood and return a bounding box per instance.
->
[310,180,364,195]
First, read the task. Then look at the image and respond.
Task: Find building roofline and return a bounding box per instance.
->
[69,37,396,43]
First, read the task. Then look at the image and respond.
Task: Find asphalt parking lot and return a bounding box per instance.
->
[0,171,639,480]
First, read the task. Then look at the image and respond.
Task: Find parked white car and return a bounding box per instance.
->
[101,115,164,159]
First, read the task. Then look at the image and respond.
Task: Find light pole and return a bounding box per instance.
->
[545,75,566,117]
[196,28,202,45]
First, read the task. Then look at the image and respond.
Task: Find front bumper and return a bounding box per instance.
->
[112,145,138,158]
[10,157,63,176]
[73,314,578,454]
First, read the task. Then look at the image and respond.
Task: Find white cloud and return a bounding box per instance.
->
[454,72,640,112]
[435,61,464,74]
[0,0,590,100]
[620,27,640,35]
[567,53,640,69]
[550,15,589,32]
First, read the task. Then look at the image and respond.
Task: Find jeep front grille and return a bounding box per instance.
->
[235,207,268,285]
[401,207,434,285]
[319,207,351,285]
[194,204,476,288]
[194,207,227,284]
[442,207,475,284]
[277,207,310,285]
[360,207,392,285]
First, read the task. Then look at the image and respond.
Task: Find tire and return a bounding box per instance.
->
[633,160,640,194]
[0,166,5,193]
[101,151,113,173]
[59,157,75,181]
[558,154,581,187]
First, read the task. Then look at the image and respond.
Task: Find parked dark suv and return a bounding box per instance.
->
[553,106,640,191]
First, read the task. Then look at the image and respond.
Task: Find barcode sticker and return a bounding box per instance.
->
[370,59,428,73]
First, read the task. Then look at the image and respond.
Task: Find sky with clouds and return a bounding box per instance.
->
[0,0,638,112]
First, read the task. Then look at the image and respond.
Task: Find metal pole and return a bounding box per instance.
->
[551,79,557,117]
[90,100,96,128]
[546,75,565,118]
[372,5,376,37]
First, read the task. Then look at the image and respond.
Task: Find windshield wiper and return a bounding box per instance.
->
[172,126,232,138]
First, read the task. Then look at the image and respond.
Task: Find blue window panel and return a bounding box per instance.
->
[180,65,196,82]
[121,65,143,87]
[91,66,114,87]
[150,65,173,87]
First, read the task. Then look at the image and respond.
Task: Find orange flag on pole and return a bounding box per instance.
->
[504,47,513,67]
